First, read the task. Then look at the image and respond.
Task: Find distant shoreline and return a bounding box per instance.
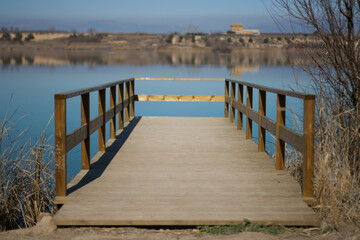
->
[0,32,321,53]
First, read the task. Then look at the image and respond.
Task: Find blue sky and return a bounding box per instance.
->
[0,0,279,33]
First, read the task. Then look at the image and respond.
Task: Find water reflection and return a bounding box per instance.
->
[0,49,304,76]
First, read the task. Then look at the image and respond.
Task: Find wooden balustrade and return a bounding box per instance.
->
[55,77,315,203]
[224,79,315,199]
[54,78,135,198]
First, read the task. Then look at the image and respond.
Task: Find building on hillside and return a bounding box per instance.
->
[231,24,260,35]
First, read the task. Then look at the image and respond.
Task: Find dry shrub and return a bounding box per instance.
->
[314,97,360,227]
[0,108,55,231]
[271,0,360,229]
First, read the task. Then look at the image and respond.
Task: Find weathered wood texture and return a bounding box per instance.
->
[54,117,319,227]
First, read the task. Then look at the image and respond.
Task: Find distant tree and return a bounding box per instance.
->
[227,37,232,43]
[25,33,35,42]
[13,32,22,42]
[166,34,173,43]
[263,38,269,44]
[248,37,253,43]
[1,27,8,33]
[239,37,244,43]
[227,30,235,34]
[277,36,282,41]
[1,32,11,41]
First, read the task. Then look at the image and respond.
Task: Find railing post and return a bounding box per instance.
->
[276,94,286,170]
[224,80,229,118]
[110,86,116,139]
[230,81,235,123]
[258,90,266,152]
[55,94,67,197]
[303,96,315,198]
[118,83,124,130]
[81,93,90,170]
[98,89,106,152]
[237,84,243,130]
[246,86,253,139]
[125,81,130,123]
[130,79,135,118]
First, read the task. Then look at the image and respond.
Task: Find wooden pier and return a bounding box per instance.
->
[53,78,318,226]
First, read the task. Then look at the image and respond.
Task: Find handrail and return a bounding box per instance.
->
[54,77,315,205]
[54,78,135,199]
[224,79,315,200]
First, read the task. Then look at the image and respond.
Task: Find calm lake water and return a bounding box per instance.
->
[0,49,310,180]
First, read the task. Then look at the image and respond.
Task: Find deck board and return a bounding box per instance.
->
[53,117,319,226]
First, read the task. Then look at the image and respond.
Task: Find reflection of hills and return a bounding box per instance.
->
[0,49,305,70]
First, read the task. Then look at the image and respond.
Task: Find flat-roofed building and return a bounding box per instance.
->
[231,24,260,35]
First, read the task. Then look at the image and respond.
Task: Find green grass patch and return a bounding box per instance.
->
[197,219,286,235]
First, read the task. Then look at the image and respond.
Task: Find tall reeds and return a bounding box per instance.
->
[0,108,55,231]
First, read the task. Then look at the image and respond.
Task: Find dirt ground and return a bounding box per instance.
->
[0,214,359,240]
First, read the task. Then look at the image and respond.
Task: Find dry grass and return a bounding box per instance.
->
[0,107,55,231]
[313,97,360,228]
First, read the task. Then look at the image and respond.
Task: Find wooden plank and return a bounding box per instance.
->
[303,97,315,198]
[110,86,116,139]
[54,117,318,227]
[118,83,124,130]
[228,79,315,100]
[125,82,130,123]
[136,95,224,102]
[58,78,133,99]
[225,80,229,118]
[105,108,115,123]
[135,77,225,81]
[81,93,90,170]
[230,82,235,123]
[89,115,103,135]
[261,116,276,136]
[66,125,87,152]
[259,90,266,152]
[248,108,259,124]
[130,80,135,117]
[239,102,246,114]
[279,125,304,152]
[276,94,286,170]
[98,89,106,152]
[115,102,123,114]
[246,87,253,139]
[54,94,67,197]
[237,84,243,130]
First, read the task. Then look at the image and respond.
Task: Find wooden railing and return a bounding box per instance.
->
[224,79,315,200]
[54,77,315,203]
[54,78,135,198]
[54,77,224,200]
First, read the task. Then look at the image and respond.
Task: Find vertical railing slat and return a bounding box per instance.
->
[55,94,67,197]
[110,86,116,139]
[98,89,106,152]
[276,94,286,170]
[258,90,266,152]
[246,87,253,139]
[125,81,130,123]
[130,79,135,118]
[81,93,90,170]
[230,82,235,123]
[237,84,243,130]
[118,83,124,130]
[224,80,229,118]
[303,96,315,198]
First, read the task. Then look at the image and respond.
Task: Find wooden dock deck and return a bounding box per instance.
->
[53,117,319,226]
